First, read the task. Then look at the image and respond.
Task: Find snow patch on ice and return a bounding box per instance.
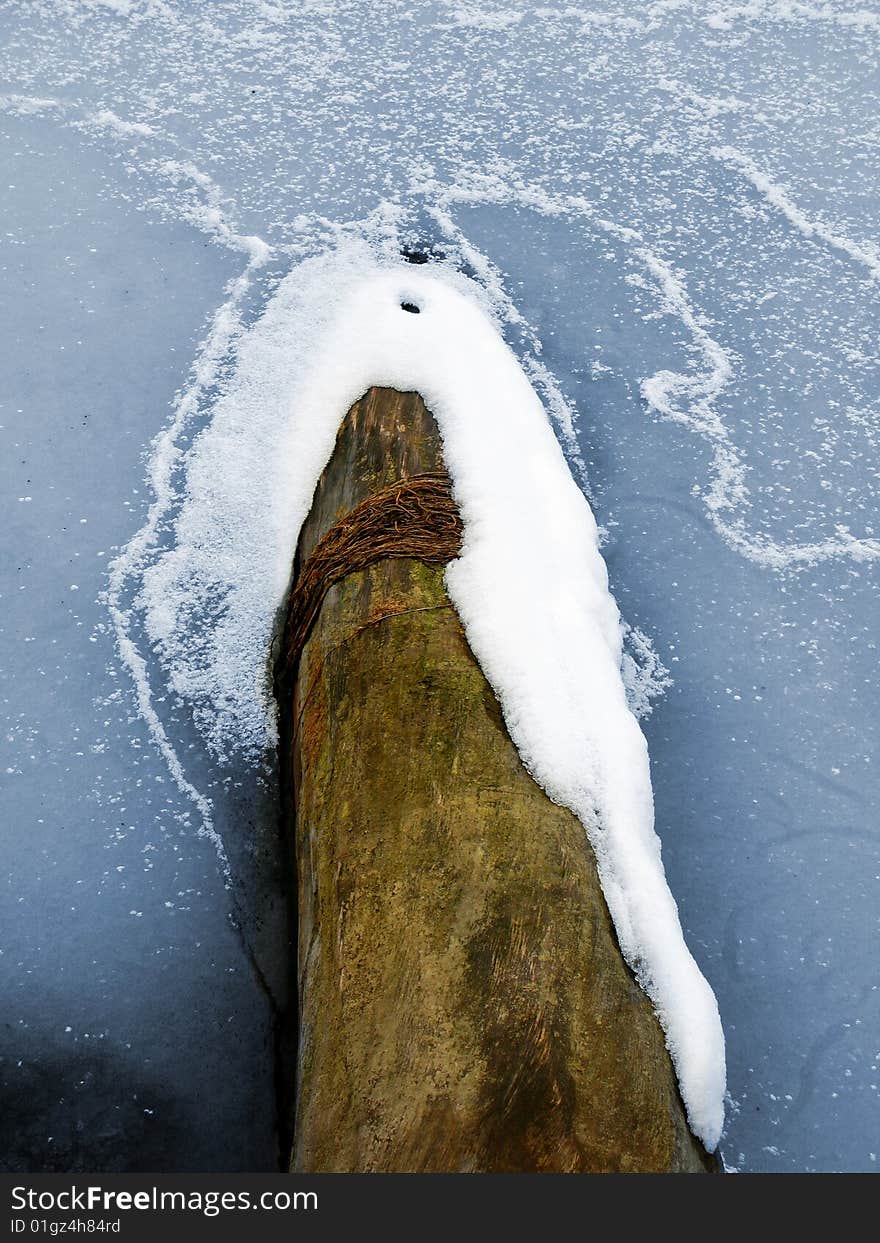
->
[60,0,173,19]
[139,235,726,1149]
[444,3,525,30]
[714,145,880,283]
[145,161,271,265]
[105,187,271,876]
[703,2,880,35]
[86,108,155,138]
[622,625,674,719]
[0,94,61,116]
[656,77,749,120]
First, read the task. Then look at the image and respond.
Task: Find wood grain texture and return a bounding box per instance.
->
[283,387,716,1173]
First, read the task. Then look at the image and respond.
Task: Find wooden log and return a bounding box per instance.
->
[279,386,717,1173]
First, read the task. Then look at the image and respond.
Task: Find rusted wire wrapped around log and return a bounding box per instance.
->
[280,471,463,679]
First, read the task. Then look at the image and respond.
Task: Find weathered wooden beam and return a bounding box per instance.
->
[279,386,716,1173]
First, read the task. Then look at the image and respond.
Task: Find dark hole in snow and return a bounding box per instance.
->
[401,302,421,314]
[401,245,445,265]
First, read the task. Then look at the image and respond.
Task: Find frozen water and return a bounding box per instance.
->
[1,0,878,1171]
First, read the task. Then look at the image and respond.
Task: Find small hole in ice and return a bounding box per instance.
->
[401,245,444,264]
[401,301,421,314]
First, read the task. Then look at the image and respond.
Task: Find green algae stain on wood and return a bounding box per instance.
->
[283,387,717,1173]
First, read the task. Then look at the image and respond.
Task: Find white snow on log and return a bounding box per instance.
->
[141,238,726,1149]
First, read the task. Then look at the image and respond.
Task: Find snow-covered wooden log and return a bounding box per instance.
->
[278,385,717,1173]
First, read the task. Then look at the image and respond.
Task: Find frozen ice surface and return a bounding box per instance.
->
[1,0,878,1171]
